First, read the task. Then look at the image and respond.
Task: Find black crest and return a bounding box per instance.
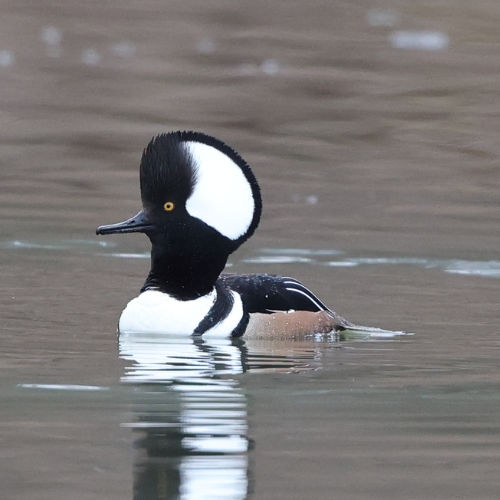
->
[140,132,197,208]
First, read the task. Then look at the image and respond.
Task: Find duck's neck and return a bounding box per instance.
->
[141,240,228,300]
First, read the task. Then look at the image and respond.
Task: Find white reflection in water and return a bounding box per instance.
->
[260,58,280,75]
[1,238,116,250]
[389,30,449,51]
[40,26,62,58]
[18,383,108,391]
[121,336,248,498]
[0,49,14,67]
[81,48,101,66]
[120,333,321,500]
[196,38,216,55]
[40,26,62,46]
[242,255,312,264]
[367,8,399,27]
[110,40,136,57]
[107,252,149,259]
[240,247,500,279]
[259,248,342,256]
[180,457,248,500]
[325,256,500,278]
[443,260,500,277]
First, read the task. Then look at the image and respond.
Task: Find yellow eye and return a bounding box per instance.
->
[163,201,175,211]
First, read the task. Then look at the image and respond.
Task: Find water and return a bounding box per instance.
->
[2,1,500,499]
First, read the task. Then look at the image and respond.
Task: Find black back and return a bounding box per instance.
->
[220,273,330,314]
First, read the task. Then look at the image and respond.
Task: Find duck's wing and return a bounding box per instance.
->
[220,273,352,334]
[220,273,327,313]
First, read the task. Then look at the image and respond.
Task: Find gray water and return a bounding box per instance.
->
[2,1,500,499]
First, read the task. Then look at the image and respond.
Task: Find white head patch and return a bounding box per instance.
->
[184,141,255,240]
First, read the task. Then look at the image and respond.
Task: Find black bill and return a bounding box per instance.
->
[96,210,155,235]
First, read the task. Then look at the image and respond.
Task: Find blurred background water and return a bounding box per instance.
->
[2,1,500,499]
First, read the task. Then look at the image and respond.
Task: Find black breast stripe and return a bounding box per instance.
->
[230,312,249,338]
[193,283,234,336]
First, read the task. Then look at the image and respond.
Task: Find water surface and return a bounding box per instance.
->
[2,1,500,499]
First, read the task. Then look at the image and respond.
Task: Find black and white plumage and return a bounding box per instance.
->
[220,274,330,313]
[97,131,351,337]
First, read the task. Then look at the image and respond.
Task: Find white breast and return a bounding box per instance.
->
[119,289,215,335]
[118,289,244,337]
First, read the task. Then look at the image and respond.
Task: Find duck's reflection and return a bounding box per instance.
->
[119,333,324,500]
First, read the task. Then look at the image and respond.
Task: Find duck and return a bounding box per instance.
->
[96,131,355,338]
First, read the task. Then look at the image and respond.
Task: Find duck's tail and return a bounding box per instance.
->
[326,310,408,339]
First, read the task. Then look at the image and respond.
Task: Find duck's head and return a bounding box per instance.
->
[97,132,261,294]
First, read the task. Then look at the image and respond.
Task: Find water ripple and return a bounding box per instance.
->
[4,239,499,279]
[247,248,500,279]
[18,383,109,391]
[1,238,116,250]
[325,256,500,278]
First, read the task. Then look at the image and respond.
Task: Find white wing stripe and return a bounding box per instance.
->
[285,287,325,311]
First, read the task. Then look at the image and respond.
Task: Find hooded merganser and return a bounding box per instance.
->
[97,131,353,338]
